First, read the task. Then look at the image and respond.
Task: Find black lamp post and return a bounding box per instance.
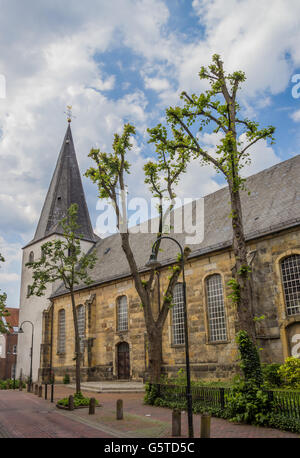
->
[18,320,34,387]
[146,236,194,438]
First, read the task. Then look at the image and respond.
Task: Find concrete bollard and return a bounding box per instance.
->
[34,384,38,395]
[89,397,96,415]
[68,395,74,411]
[38,385,42,397]
[116,399,123,420]
[27,383,30,392]
[19,380,23,391]
[200,413,211,438]
[172,409,181,437]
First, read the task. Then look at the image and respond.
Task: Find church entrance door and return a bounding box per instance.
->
[117,342,130,379]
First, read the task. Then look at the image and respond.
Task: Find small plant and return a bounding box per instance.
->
[63,373,70,384]
[57,391,99,408]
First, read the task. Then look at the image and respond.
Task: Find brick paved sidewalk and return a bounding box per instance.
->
[0,386,299,438]
[45,385,300,438]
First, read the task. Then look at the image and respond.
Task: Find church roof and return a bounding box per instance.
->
[52,154,300,298]
[25,124,98,248]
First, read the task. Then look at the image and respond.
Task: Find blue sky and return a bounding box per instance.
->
[1,0,300,308]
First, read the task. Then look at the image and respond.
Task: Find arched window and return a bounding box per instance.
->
[57,309,66,354]
[77,305,85,354]
[280,254,300,316]
[205,274,227,342]
[117,296,128,332]
[29,251,34,263]
[172,283,185,345]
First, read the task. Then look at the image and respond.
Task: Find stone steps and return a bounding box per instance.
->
[68,382,145,393]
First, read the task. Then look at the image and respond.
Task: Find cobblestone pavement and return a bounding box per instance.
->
[0,385,298,439]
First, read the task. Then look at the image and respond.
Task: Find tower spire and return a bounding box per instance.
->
[26,123,98,247]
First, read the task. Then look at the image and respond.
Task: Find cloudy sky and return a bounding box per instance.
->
[1,0,300,307]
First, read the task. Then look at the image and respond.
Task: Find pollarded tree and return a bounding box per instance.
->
[148,54,275,342]
[26,204,97,393]
[85,123,191,382]
[0,253,10,334]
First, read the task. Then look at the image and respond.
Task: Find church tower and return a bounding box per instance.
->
[16,121,98,382]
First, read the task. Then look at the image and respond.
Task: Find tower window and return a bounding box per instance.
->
[29,251,34,263]
[117,296,128,332]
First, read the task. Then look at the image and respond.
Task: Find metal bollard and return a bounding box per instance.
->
[27,383,30,392]
[172,409,181,436]
[50,384,54,403]
[38,385,42,397]
[34,384,38,395]
[68,395,74,411]
[89,397,96,415]
[116,399,123,420]
[44,384,48,400]
[19,380,23,391]
[200,413,211,438]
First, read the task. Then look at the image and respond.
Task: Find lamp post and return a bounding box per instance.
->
[18,320,34,387]
[146,236,194,438]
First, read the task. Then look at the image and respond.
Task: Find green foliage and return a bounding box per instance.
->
[26,204,97,296]
[236,330,263,386]
[0,379,25,389]
[63,373,70,384]
[278,357,300,389]
[261,363,283,388]
[144,382,159,405]
[57,391,99,408]
[227,278,240,304]
[225,378,271,425]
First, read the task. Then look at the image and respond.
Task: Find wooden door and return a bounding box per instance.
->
[117,342,130,379]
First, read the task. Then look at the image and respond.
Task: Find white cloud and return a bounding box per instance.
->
[290,109,300,123]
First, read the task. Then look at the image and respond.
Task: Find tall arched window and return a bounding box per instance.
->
[57,309,66,354]
[77,305,85,354]
[172,283,185,345]
[205,274,227,342]
[280,254,300,316]
[29,251,34,263]
[117,296,128,332]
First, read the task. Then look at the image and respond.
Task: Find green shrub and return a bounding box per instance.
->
[0,379,25,389]
[225,378,271,425]
[63,373,70,384]
[57,391,99,408]
[262,363,283,388]
[278,357,300,389]
[236,330,263,386]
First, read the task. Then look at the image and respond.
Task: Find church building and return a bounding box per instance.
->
[18,123,300,384]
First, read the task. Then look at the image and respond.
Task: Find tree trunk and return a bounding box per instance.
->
[147,326,163,383]
[70,291,81,394]
[229,184,256,342]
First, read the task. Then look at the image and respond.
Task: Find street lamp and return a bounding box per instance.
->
[18,320,34,387]
[146,236,194,438]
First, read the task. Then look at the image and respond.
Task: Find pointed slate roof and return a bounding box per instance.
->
[26,123,98,247]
